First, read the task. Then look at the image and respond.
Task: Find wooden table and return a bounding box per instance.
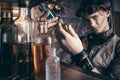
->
[0,62,114,80]
[61,62,113,80]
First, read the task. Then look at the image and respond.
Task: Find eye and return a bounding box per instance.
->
[91,16,98,20]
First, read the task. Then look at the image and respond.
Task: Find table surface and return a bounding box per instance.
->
[61,62,114,80]
[0,62,114,80]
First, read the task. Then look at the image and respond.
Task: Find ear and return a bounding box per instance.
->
[106,10,111,17]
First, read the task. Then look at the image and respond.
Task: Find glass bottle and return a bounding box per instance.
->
[0,2,17,77]
[14,0,34,77]
[46,48,61,80]
[31,21,52,80]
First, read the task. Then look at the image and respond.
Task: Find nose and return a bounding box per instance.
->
[90,19,96,27]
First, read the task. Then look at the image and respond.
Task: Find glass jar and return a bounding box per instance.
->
[32,21,52,80]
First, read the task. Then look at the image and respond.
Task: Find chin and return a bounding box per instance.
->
[93,29,99,34]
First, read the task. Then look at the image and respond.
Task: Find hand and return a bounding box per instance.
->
[56,23,84,54]
[31,5,58,28]
[40,13,59,31]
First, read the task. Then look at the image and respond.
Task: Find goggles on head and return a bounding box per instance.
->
[85,5,108,15]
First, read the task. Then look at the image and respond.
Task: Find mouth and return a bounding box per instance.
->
[92,27,98,32]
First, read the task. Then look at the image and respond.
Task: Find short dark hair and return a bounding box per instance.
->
[76,0,111,17]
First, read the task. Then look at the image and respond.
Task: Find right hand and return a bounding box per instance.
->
[56,22,84,55]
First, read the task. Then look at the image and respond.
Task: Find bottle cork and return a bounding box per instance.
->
[1,2,12,12]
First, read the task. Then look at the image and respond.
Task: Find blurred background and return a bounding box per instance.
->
[0,0,120,36]
[0,0,120,63]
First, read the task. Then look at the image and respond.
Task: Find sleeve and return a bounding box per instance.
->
[109,40,120,80]
[71,49,94,71]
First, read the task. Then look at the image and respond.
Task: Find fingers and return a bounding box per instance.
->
[58,23,77,38]
[68,24,78,38]
[58,23,71,37]
[39,12,49,21]
[47,17,58,29]
[48,22,57,28]
[47,17,58,23]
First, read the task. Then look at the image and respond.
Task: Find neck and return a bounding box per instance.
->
[103,23,110,33]
[19,7,30,17]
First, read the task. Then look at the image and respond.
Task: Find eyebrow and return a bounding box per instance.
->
[90,15,97,19]
[86,13,98,19]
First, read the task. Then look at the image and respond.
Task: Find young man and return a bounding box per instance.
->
[42,0,120,79]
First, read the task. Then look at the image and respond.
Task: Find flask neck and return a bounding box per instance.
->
[17,0,32,19]
[50,48,57,57]
[18,7,31,18]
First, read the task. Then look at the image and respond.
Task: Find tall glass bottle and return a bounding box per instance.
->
[0,2,17,77]
[14,0,34,77]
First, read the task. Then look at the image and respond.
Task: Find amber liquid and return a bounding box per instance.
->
[31,43,51,80]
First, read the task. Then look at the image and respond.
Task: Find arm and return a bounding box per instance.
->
[109,40,120,80]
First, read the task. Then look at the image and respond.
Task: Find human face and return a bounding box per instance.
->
[85,10,110,34]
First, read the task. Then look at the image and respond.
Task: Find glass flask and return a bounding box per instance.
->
[14,0,34,78]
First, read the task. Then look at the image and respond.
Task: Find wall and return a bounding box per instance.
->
[112,0,120,36]
[114,0,120,12]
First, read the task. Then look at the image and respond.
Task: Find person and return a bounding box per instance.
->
[39,0,120,79]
